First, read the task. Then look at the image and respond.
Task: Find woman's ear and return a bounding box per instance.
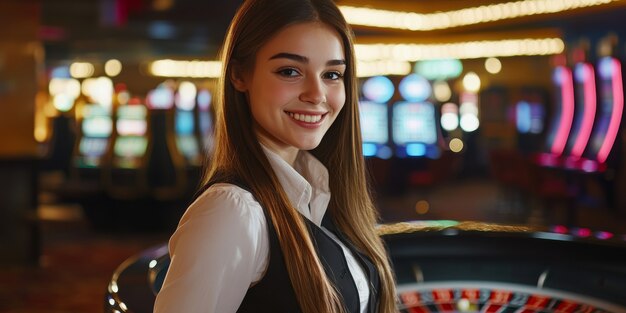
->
[230,63,248,92]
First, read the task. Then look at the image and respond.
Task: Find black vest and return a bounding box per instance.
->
[216,180,380,313]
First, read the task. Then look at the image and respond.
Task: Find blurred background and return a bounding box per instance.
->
[1,0,626,312]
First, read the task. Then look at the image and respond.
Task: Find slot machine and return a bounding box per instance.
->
[533,44,621,225]
[73,103,113,177]
[580,55,623,172]
[360,101,391,158]
[359,76,393,159]
[107,98,150,199]
[174,81,203,195]
[174,81,202,168]
[359,76,394,195]
[536,60,575,168]
[392,74,439,159]
[388,74,443,193]
[392,101,439,158]
[71,77,115,182]
[144,84,186,201]
[71,84,122,230]
[42,77,81,175]
[563,59,597,168]
[530,55,577,220]
[515,88,547,154]
[572,54,624,211]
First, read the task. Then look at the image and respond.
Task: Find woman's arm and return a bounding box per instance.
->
[154,185,268,313]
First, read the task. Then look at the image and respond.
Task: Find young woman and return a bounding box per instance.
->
[154,0,397,312]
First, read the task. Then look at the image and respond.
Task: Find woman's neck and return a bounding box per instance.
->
[258,137,299,167]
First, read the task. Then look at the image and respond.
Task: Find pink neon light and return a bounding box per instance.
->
[575,228,591,237]
[571,63,596,158]
[551,67,575,156]
[552,225,568,234]
[598,58,624,163]
[595,231,614,240]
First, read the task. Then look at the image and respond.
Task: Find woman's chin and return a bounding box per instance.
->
[295,139,324,151]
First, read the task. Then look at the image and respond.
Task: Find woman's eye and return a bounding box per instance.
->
[324,71,343,80]
[276,68,300,77]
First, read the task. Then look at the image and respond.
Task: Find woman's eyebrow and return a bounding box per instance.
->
[269,52,345,66]
[327,59,346,66]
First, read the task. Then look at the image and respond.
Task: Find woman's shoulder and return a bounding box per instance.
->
[200,182,257,203]
[180,183,264,223]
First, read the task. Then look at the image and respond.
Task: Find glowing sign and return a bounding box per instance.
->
[362,76,394,103]
[414,59,463,80]
[175,81,197,111]
[399,74,431,102]
[147,87,174,110]
[440,102,459,131]
[197,89,212,111]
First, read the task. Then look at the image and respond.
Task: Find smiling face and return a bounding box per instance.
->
[232,21,347,164]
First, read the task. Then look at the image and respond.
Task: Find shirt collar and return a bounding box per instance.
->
[261,145,331,226]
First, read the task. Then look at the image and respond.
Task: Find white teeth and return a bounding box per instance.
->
[288,112,322,123]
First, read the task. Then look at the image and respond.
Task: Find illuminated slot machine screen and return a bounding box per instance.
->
[359,100,391,158]
[515,101,533,134]
[175,110,200,160]
[198,111,213,151]
[581,56,624,171]
[114,105,148,169]
[392,101,438,158]
[77,104,112,167]
[197,89,214,151]
[564,62,596,164]
[515,88,546,136]
[515,101,546,135]
[529,101,546,135]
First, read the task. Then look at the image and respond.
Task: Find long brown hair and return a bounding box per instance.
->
[202,0,397,312]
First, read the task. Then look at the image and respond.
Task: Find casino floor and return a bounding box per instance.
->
[2,175,625,313]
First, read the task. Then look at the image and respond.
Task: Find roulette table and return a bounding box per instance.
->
[382,221,626,313]
[397,281,624,313]
[105,221,626,313]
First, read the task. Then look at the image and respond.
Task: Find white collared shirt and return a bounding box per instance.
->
[154,147,370,313]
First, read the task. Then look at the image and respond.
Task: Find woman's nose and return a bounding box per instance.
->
[299,77,326,105]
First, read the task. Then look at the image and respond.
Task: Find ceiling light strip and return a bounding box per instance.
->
[340,0,617,31]
[356,60,412,77]
[149,59,222,78]
[355,38,565,61]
